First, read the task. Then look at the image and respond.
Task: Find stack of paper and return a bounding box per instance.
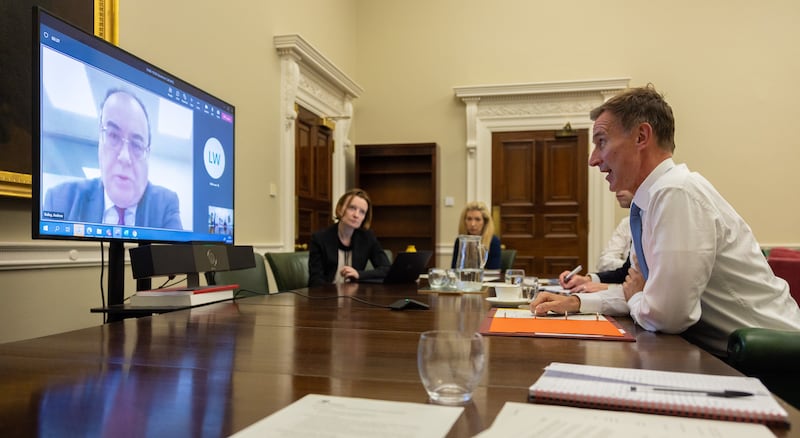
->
[476,402,776,437]
[230,394,463,438]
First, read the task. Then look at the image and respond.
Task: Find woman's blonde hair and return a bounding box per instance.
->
[457,201,494,248]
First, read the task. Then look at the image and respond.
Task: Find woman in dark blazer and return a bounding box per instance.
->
[308,188,391,286]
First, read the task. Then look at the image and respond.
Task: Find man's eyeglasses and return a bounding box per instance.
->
[101,126,149,160]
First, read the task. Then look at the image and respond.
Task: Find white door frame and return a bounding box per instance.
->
[454,78,630,269]
[274,34,362,251]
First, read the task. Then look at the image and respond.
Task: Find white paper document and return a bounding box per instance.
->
[493,309,607,320]
[229,394,463,438]
[475,402,775,438]
[539,285,572,294]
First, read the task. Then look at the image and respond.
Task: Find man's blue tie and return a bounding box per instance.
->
[629,203,649,280]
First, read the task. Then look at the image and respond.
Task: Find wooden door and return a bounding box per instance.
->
[295,105,333,250]
[492,130,588,277]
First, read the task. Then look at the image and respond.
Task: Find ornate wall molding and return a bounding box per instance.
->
[454,78,629,269]
[274,35,362,250]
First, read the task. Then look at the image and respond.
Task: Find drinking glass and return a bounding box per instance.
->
[417,330,485,405]
[445,269,459,290]
[505,269,525,286]
[522,276,539,300]
[428,268,447,289]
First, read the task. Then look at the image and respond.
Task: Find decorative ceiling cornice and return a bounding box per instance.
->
[453,78,629,99]
[274,34,363,98]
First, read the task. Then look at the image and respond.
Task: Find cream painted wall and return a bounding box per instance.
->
[353,0,800,267]
[2,0,798,343]
[0,0,359,343]
[120,0,359,247]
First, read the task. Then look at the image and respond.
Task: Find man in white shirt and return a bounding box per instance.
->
[596,215,631,272]
[530,84,800,356]
[559,190,634,293]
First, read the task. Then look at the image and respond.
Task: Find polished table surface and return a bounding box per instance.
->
[1,282,798,437]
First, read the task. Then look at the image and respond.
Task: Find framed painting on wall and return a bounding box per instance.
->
[0,0,118,198]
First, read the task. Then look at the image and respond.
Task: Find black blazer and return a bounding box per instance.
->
[597,257,631,284]
[308,224,391,287]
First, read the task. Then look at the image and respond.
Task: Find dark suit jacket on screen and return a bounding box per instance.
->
[43,178,182,230]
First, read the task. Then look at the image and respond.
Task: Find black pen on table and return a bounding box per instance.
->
[564,265,583,282]
[629,385,753,398]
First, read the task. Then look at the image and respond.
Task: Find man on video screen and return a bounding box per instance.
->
[44,89,182,230]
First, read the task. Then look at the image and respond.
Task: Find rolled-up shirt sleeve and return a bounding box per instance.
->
[577,285,630,315]
[627,187,713,333]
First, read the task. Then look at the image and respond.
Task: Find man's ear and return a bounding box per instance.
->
[635,122,653,149]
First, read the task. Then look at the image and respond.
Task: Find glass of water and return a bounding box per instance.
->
[428,268,447,289]
[505,269,525,286]
[522,276,539,300]
[417,330,485,405]
[445,269,459,290]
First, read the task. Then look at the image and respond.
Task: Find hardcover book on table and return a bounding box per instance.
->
[128,284,238,307]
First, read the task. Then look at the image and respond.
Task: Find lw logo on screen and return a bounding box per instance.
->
[204,137,226,179]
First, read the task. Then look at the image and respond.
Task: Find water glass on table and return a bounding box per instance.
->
[505,269,525,286]
[417,330,486,405]
[522,276,539,300]
[428,268,447,289]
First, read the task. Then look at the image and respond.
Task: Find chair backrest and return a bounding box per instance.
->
[767,249,800,304]
[212,252,268,296]
[366,249,393,270]
[768,247,800,259]
[266,251,310,292]
[500,249,517,271]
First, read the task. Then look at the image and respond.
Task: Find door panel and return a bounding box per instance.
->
[295,106,333,250]
[492,130,588,277]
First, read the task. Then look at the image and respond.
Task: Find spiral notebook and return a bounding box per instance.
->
[528,363,789,428]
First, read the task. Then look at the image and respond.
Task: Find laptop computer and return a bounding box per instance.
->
[359,250,433,284]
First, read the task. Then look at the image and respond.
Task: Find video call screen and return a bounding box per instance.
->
[34,9,235,244]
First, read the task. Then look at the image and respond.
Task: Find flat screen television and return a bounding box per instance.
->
[32,8,236,307]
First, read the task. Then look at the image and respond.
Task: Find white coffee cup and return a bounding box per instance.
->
[488,282,522,300]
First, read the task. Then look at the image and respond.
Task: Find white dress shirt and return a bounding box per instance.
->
[580,158,800,355]
[103,194,137,226]
[596,216,632,272]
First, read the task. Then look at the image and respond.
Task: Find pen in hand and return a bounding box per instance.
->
[564,265,583,282]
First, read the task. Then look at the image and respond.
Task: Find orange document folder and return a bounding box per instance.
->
[479,308,635,342]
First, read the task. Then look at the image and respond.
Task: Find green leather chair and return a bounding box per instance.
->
[266,251,310,292]
[727,328,800,408]
[211,252,269,296]
[500,249,517,271]
[366,249,393,270]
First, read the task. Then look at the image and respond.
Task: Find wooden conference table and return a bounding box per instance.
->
[1,282,798,437]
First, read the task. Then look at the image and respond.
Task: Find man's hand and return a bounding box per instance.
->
[558,271,590,289]
[529,292,581,315]
[622,267,645,301]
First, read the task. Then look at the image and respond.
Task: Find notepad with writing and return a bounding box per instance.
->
[528,362,789,427]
